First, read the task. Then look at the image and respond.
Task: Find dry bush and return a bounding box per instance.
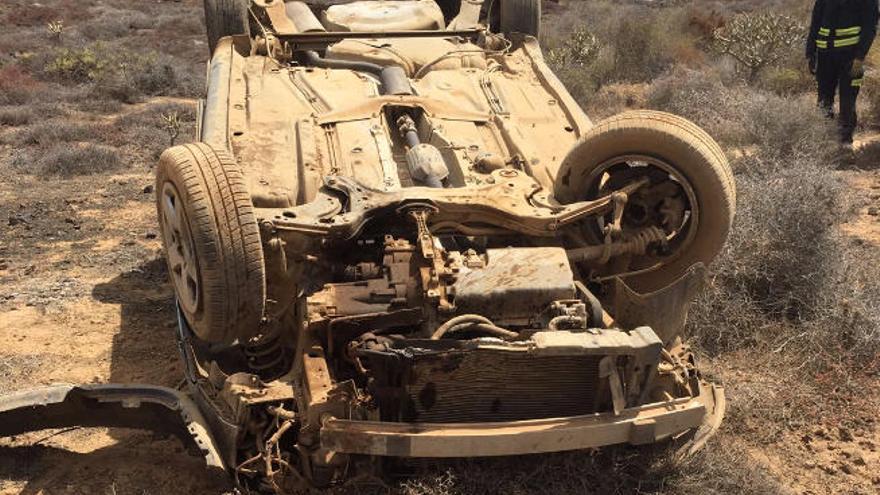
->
[4,121,95,146]
[647,66,880,370]
[757,66,814,96]
[13,143,121,177]
[648,69,835,157]
[78,8,153,40]
[544,1,701,101]
[581,83,650,120]
[113,101,198,158]
[44,44,177,103]
[647,68,751,145]
[0,65,43,104]
[0,106,35,126]
[688,157,844,352]
[861,83,880,129]
[328,437,782,495]
[3,5,60,27]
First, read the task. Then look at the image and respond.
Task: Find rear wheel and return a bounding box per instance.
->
[204,0,250,56]
[499,0,541,37]
[156,143,265,344]
[555,111,735,291]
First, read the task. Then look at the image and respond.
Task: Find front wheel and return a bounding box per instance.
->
[555,111,736,291]
[156,143,266,343]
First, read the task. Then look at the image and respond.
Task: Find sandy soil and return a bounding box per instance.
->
[0,118,232,493]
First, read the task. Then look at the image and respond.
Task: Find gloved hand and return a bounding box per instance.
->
[807,53,817,75]
[851,58,865,78]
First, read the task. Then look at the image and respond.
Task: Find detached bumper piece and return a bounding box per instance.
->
[321,382,724,458]
[0,384,225,471]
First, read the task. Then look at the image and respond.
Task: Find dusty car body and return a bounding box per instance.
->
[1,0,733,491]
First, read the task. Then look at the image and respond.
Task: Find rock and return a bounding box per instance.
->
[841,463,854,475]
[143,184,154,194]
[145,231,158,240]
[868,207,879,216]
[8,213,28,226]
[839,427,855,442]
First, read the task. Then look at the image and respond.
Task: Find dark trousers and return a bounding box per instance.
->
[816,49,863,144]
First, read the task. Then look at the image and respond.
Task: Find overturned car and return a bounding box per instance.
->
[1,0,733,491]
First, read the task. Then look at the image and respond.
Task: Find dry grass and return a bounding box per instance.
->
[0,106,36,127]
[323,436,784,495]
[13,143,122,177]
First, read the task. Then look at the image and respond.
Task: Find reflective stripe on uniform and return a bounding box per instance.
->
[816,39,829,48]
[852,78,864,87]
[836,26,862,36]
[819,27,831,36]
[835,36,861,47]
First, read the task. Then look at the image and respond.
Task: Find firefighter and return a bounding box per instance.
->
[806,0,879,146]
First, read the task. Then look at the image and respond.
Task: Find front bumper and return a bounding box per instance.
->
[321,382,725,458]
[0,384,225,470]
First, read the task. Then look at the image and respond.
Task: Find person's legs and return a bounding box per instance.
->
[816,52,838,118]
[838,56,862,144]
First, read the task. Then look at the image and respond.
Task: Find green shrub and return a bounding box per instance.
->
[45,44,177,103]
[46,46,106,83]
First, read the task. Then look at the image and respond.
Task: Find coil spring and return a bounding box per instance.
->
[244,330,288,379]
[627,226,668,255]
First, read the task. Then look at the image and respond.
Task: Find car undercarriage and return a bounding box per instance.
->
[0,1,735,492]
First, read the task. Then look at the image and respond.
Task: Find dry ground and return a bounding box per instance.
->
[1,1,880,494]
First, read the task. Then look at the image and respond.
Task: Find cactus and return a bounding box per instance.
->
[712,12,804,80]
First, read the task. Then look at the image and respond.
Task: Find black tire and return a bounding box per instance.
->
[555,111,735,291]
[156,143,265,344]
[204,0,250,56]
[500,0,541,37]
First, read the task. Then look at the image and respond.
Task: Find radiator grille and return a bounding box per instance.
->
[398,350,603,423]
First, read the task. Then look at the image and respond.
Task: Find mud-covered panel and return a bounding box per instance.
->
[453,247,575,324]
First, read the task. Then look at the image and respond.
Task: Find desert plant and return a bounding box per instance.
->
[47,20,64,43]
[547,28,601,68]
[46,46,105,83]
[716,14,801,69]
[161,111,181,146]
[45,44,177,103]
[712,12,805,81]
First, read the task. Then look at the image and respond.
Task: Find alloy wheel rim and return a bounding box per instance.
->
[160,182,201,314]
